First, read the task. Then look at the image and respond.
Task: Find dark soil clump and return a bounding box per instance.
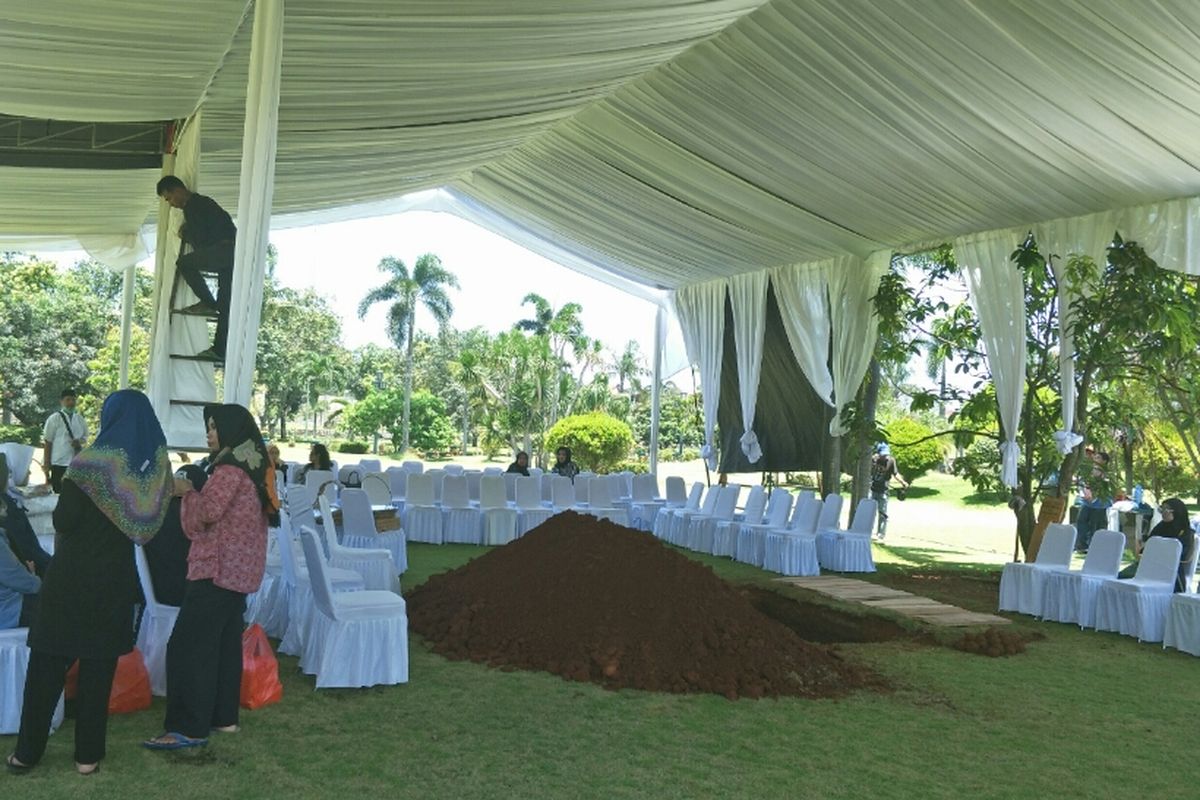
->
[406,512,885,700]
[953,627,1042,657]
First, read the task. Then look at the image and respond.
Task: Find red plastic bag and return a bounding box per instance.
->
[240,624,283,710]
[64,649,153,715]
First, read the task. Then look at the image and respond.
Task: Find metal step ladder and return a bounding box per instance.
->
[161,272,221,451]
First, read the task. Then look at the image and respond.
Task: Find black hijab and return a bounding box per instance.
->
[203,404,276,524]
[1151,498,1191,539]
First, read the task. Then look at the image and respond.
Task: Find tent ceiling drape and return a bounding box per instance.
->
[4,0,1200,292]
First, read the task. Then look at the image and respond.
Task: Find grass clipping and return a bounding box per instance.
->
[407,512,883,700]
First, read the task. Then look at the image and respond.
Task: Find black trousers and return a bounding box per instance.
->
[16,651,118,765]
[176,241,234,356]
[48,465,68,494]
[164,579,245,738]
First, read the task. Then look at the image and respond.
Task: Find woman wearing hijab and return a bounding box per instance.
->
[144,405,272,750]
[8,390,172,776]
[296,442,332,483]
[506,451,531,477]
[1118,497,1196,592]
[551,447,580,482]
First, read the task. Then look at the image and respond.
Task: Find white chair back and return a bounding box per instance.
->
[664,476,686,504]
[1082,529,1126,576]
[483,467,503,476]
[362,473,392,506]
[1182,536,1199,591]
[552,476,576,508]
[684,482,704,511]
[402,460,424,474]
[697,486,721,516]
[1136,537,1184,584]
[341,488,378,536]
[406,473,435,506]
[608,474,626,501]
[134,546,168,611]
[442,475,471,509]
[1035,523,1077,566]
[305,469,337,506]
[764,489,793,528]
[817,493,844,530]
[578,471,596,481]
[299,528,338,621]
[792,498,823,534]
[386,468,408,501]
[480,475,507,509]
[528,467,543,479]
[740,487,768,526]
[338,464,364,486]
[541,473,554,503]
[515,476,543,509]
[848,498,877,534]
[589,476,613,508]
[286,485,317,534]
[274,524,301,587]
[466,471,483,502]
[426,469,445,502]
[358,459,382,473]
[503,472,520,502]
[443,464,465,476]
[631,474,657,503]
[574,475,592,504]
[712,485,741,519]
[316,493,340,559]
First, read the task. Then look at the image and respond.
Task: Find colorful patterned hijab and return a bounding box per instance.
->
[65,389,172,544]
[203,404,278,524]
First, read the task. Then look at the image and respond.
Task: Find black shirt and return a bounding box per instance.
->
[181,193,236,250]
[505,462,529,477]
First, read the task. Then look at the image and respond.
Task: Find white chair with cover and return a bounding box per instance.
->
[1040,529,1125,627]
[298,529,409,689]
[0,628,64,735]
[724,489,792,563]
[503,471,520,503]
[443,464,465,476]
[480,475,519,545]
[442,475,482,544]
[812,494,848,565]
[583,476,631,527]
[483,466,503,476]
[386,467,408,506]
[427,469,446,504]
[516,476,554,536]
[668,485,720,546]
[733,488,793,563]
[1163,593,1200,656]
[361,472,393,507]
[997,523,1076,615]
[338,464,365,487]
[1094,537,1183,641]
[741,491,810,567]
[572,475,593,511]
[358,458,382,474]
[332,488,405,582]
[305,469,337,507]
[764,498,823,575]
[817,498,878,572]
[466,471,483,503]
[277,523,366,657]
[627,474,662,531]
[654,481,702,539]
[528,466,543,480]
[402,460,424,475]
[403,473,443,544]
[135,546,179,696]
[688,485,742,552]
[551,475,577,513]
[541,472,555,505]
[714,487,767,557]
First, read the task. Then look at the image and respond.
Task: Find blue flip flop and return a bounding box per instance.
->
[142,732,209,751]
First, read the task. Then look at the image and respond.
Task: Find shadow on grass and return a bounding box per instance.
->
[962,491,1009,507]
[900,485,940,500]
[875,545,1002,574]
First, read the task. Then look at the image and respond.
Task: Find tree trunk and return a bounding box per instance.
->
[820,406,843,496]
[279,413,287,441]
[850,359,881,508]
[402,308,415,454]
[461,398,470,454]
[1055,369,1093,503]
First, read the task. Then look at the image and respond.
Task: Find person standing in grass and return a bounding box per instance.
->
[869,443,907,540]
[144,404,271,751]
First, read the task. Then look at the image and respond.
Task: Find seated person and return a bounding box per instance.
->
[1118,497,1196,592]
[0,527,40,629]
[142,465,207,607]
[550,447,580,482]
[506,451,531,477]
[0,453,51,576]
[296,443,333,483]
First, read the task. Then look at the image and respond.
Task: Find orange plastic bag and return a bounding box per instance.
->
[240,624,283,710]
[64,649,153,715]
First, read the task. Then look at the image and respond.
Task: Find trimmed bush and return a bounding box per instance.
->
[545,412,634,473]
[885,417,946,483]
[335,440,370,455]
[0,423,40,446]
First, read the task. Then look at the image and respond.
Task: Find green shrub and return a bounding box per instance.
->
[657,447,700,464]
[545,412,634,473]
[335,440,370,455]
[885,417,946,483]
[616,460,650,475]
[0,423,40,446]
[951,437,1005,496]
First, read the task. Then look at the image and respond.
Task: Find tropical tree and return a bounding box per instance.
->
[613,340,644,395]
[358,253,459,453]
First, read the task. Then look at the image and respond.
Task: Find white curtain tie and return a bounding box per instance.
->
[739,430,762,463]
[828,415,848,438]
[700,442,717,470]
[1053,429,1083,456]
[999,440,1020,488]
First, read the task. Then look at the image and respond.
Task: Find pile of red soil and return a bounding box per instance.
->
[406,512,883,700]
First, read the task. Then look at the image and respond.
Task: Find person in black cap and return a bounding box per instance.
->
[869,443,907,540]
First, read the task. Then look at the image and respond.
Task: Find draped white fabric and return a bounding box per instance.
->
[827,253,889,437]
[146,116,213,449]
[956,230,1023,488]
[674,279,727,470]
[772,261,834,405]
[1034,211,1116,455]
[223,0,284,407]
[728,271,768,462]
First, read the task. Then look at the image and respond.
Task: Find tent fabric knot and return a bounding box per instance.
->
[1053,429,1083,456]
[999,440,1021,488]
[700,443,717,470]
[739,430,762,463]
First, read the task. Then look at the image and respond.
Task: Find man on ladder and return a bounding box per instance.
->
[157,176,236,362]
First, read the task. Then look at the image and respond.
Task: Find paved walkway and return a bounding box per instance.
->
[775,575,1010,627]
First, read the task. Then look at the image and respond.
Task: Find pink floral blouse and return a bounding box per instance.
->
[180,464,268,594]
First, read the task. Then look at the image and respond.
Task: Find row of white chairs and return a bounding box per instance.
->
[999,525,1200,647]
[650,482,879,575]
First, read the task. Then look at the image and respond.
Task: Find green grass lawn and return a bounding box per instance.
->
[4,542,1196,799]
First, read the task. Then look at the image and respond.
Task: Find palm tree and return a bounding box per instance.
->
[516,293,586,427]
[613,340,644,394]
[358,253,459,453]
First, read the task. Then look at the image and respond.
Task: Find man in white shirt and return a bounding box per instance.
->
[42,389,88,493]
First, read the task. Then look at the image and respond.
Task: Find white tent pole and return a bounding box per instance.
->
[118,264,136,388]
[649,303,665,475]
[223,0,283,407]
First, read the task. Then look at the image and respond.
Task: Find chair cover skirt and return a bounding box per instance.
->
[331,553,398,593]
[1094,583,1175,642]
[443,508,482,544]
[652,507,674,539]
[246,572,290,638]
[631,500,665,531]
[278,570,365,656]
[517,507,554,536]
[0,629,65,735]
[482,508,519,545]
[998,563,1067,616]
[1163,594,1200,656]
[1041,573,1110,627]
[300,601,410,689]
[404,506,444,544]
[137,604,180,697]
[816,532,876,572]
[735,524,770,567]
[342,530,408,575]
[711,521,739,557]
[764,532,819,576]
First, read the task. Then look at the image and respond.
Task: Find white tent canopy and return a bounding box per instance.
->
[4,0,1200,470]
